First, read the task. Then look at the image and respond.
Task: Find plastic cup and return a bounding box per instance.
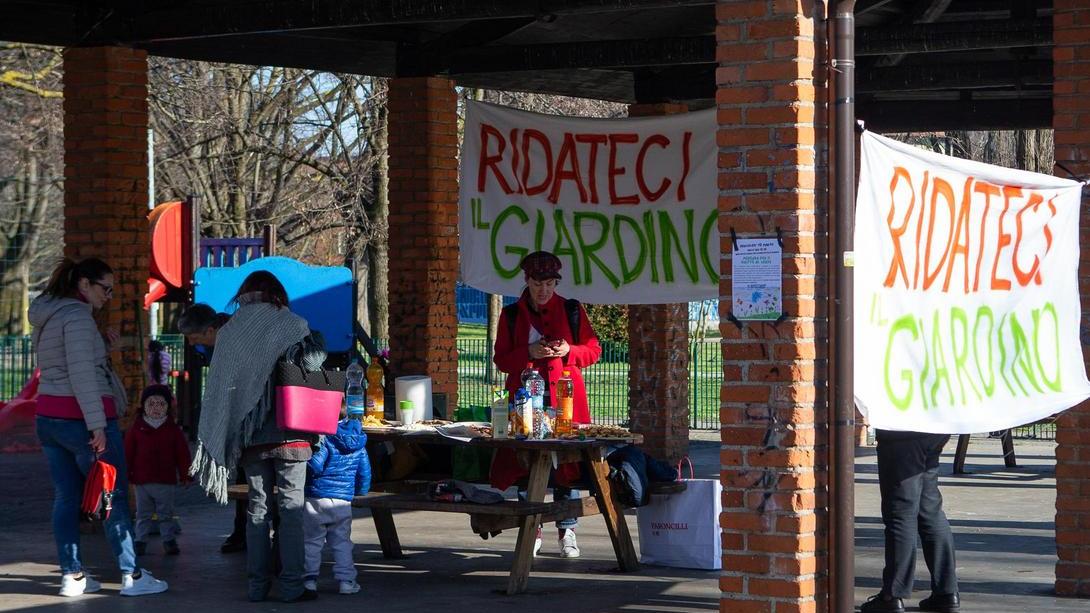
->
[399,400,415,425]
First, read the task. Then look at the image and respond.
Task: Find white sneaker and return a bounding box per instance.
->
[532,527,542,557]
[559,530,580,559]
[120,569,168,596]
[338,580,361,595]
[303,579,318,592]
[59,573,101,597]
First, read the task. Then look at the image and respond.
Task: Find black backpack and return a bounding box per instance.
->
[503,298,582,345]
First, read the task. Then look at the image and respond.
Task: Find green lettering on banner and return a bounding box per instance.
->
[534,209,546,252]
[1008,313,1043,395]
[884,314,918,410]
[917,317,931,410]
[642,211,660,283]
[551,209,582,285]
[972,306,996,398]
[996,314,1016,397]
[573,212,621,288]
[658,210,699,283]
[1032,303,1062,392]
[928,310,955,406]
[699,209,718,282]
[491,205,530,279]
[613,214,647,284]
[949,307,982,404]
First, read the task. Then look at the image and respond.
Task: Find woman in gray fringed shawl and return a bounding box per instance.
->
[189,271,322,603]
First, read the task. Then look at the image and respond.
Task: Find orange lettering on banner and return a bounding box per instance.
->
[971,181,1000,292]
[1012,192,1055,286]
[923,177,956,291]
[990,186,1019,291]
[883,166,915,288]
[913,171,930,289]
[942,177,974,293]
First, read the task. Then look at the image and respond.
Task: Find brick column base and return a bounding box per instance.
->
[386,77,459,414]
[62,47,150,417]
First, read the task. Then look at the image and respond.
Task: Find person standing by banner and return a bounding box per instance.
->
[861,430,959,613]
[491,250,602,558]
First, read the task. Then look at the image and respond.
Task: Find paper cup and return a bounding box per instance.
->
[399,400,415,425]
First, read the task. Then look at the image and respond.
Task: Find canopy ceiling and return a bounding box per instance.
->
[0,0,1054,131]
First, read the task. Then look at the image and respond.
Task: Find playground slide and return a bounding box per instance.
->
[0,369,41,452]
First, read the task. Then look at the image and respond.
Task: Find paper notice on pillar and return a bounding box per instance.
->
[731,238,782,321]
[458,100,718,304]
[853,131,1090,434]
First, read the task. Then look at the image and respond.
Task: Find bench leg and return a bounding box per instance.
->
[1000,429,1017,468]
[586,451,639,572]
[506,451,552,596]
[371,508,404,559]
[952,434,971,475]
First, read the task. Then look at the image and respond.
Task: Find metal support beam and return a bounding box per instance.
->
[105,0,714,43]
[857,60,1051,93]
[857,17,1049,56]
[441,36,714,74]
[860,98,1051,131]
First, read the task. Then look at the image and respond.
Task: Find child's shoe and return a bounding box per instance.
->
[133,541,147,556]
[120,569,168,596]
[303,579,317,592]
[59,572,101,597]
[163,540,180,555]
[559,529,580,558]
[533,526,542,557]
[338,580,361,595]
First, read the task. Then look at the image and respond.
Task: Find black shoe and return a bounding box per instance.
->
[220,535,246,554]
[134,541,147,556]
[282,589,318,603]
[919,593,960,612]
[163,540,180,555]
[860,593,905,613]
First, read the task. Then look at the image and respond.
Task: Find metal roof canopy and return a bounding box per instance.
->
[0,0,1055,132]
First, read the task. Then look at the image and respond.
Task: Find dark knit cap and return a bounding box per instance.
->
[520,251,562,281]
[141,384,173,406]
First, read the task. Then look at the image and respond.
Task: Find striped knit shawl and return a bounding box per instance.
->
[189,300,310,504]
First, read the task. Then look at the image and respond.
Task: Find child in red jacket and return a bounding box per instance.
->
[124,385,192,555]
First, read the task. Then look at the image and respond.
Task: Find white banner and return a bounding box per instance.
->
[458,101,717,304]
[854,132,1090,434]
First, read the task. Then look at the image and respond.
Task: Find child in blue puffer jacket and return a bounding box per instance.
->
[302,417,371,595]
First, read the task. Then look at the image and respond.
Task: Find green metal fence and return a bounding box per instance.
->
[0,336,35,400]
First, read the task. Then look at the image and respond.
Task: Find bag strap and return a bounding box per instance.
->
[502,302,519,342]
[564,298,581,345]
[676,456,695,480]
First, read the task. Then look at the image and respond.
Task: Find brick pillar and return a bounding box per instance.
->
[1053,1,1090,598]
[717,2,826,612]
[626,103,692,463]
[62,47,150,416]
[386,78,459,414]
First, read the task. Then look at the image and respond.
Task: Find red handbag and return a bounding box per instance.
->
[81,456,118,520]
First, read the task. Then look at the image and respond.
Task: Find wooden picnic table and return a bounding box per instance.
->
[229,428,651,595]
[361,428,644,595]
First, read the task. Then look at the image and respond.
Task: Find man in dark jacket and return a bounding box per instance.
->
[861,430,960,613]
[302,418,371,595]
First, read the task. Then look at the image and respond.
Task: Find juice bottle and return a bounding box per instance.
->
[556,369,574,435]
[490,387,509,439]
[365,358,385,420]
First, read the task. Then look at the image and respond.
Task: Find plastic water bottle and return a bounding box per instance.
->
[520,362,535,386]
[526,368,546,411]
[346,359,365,419]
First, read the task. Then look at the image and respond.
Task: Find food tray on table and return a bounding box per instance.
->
[391,419,454,435]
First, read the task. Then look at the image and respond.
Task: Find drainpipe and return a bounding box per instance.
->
[830,2,856,613]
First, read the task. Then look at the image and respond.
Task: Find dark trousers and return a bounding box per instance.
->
[876,431,958,599]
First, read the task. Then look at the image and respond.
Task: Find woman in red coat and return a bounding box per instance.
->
[492,251,602,559]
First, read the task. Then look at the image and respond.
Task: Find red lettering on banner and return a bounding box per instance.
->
[636,134,671,202]
[677,131,692,201]
[548,132,588,204]
[478,123,515,194]
[521,129,553,197]
[575,133,607,204]
[509,128,524,193]
[607,133,640,205]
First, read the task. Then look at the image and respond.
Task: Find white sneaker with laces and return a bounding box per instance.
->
[59,573,101,597]
[120,569,168,596]
[338,580,361,595]
[532,527,543,557]
[303,579,318,592]
[559,530,580,559]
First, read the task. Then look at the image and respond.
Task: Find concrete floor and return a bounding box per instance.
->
[0,433,1085,612]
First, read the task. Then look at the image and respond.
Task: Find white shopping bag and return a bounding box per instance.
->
[636,458,722,570]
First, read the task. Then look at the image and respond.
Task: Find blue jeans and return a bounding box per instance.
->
[36,417,137,575]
